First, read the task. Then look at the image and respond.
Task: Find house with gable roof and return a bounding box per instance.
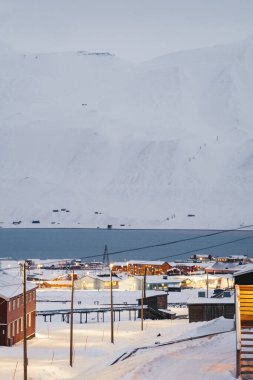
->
[0,271,37,346]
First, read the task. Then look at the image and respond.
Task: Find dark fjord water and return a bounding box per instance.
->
[0,228,253,262]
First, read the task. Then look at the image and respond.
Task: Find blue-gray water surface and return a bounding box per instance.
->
[0,228,253,262]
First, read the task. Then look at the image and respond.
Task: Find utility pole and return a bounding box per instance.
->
[110,265,114,343]
[141,277,144,331]
[206,271,209,298]
[23,262,28,380]
[70,269,74,367]
[143,266,147,298]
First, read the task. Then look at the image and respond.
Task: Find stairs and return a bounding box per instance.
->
[236,286,253,379]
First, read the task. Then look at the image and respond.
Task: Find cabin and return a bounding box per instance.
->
[234,264,253,285]
[187,298,235,323]
[137,294,176,319]
[0,272,36,346]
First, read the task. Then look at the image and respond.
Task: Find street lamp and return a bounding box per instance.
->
[110,264,114,343]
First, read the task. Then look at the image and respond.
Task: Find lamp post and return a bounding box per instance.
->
[110,264,114,343]
[70,269,74,367]
[141,277,144,331]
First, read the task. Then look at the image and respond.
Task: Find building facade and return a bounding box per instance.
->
[0,273,36,346]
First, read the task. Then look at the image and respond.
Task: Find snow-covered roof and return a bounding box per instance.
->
[82,275,121,282]
[228,255,248,259]
[135,275,181,284]
[206,262,247,271]
[187,298,234,304]
[169,261,210,268]
[128,260,168,265]
[233,264,253,277]
[112,262,128,267]
[0,271,36,300]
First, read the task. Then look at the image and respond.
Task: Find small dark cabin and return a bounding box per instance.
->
[234,266,253,285]
[137,294,176,319]
[188,300,235,323]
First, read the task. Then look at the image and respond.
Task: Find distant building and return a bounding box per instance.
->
[190,254,213,262]
[174,264,203,275]
[118,275,182,291]
[206,255,250,274]
[0,272,36,346]
[112,260,172,276]
[75,274,120,290]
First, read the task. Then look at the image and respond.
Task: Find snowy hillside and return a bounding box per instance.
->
[1,36,253,229]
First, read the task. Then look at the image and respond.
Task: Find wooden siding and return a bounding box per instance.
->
[0,289,36,346]
[188,303,235,323]
[235,272,253,286]
[239,285,253,321]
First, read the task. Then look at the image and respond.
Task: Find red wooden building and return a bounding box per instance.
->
[0,272,37,346]
[112,260,172,276]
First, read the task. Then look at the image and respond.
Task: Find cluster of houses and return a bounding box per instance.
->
[0,254,252,347]
[26,256,250,291]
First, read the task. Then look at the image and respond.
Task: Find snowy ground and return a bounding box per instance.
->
[0,289,236,380]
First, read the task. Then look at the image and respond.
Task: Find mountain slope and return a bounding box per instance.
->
[1,38,253,229]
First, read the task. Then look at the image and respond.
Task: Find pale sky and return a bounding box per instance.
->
[0,0,253,61]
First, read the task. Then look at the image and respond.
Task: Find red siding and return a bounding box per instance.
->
[1,289,36,346]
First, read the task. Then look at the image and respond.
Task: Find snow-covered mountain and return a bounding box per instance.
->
[1,36,253,229]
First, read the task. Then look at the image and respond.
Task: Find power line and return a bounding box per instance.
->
[0,224,252,271]
[79,224,253,261]
[156,234,253,261]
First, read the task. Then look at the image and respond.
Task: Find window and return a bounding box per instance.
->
[12,299,15,311]
[16,320,19,334]
[17,298,20,308]
[20,317,23,332]
[8,302,11,312]
[26,313,32,328]
[12,323,15,336]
